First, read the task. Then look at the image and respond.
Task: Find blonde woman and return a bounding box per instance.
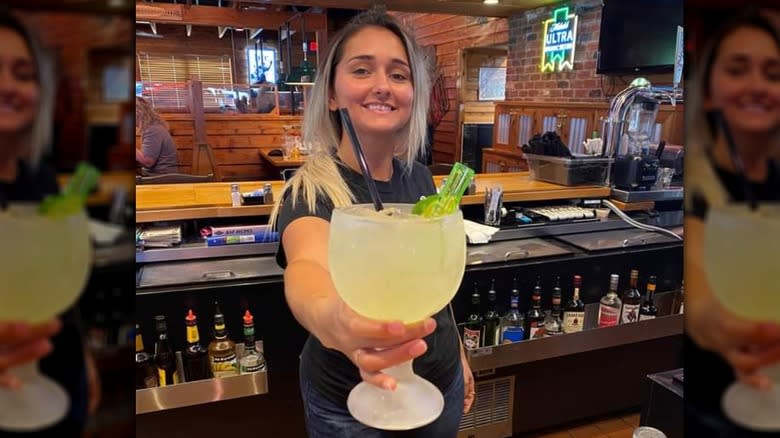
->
[0,11,99,435]
[135,96,178,174]
[684,9,780,436]
[270,9,473,437]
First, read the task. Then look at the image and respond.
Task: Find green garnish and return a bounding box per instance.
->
[413,162,475,218]
[38,162,100,216]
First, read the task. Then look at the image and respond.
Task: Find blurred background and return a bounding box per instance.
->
[4,1,135,437]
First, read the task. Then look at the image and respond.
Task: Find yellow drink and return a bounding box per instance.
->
[329,204,465,323]
[704,204,780,322]
[0,204,91,323]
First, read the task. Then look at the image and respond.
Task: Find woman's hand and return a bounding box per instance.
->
[319,298,436,391]
[0,319,61,389]
[687,295,780,389]
[461,349,475,414]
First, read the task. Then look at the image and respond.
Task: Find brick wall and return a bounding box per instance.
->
[507,0,673,103]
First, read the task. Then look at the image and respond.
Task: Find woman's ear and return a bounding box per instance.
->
[328,95,338,111]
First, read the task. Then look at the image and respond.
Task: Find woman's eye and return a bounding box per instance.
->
[390,73,408,81]
[352,68,370,75]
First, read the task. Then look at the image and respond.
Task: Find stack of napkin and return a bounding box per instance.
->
[464,220,500,244]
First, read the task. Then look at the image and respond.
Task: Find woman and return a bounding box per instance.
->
[135,96,179,175]
[685,9,780,437]
[0,11,98,436]
[270,9,474,437]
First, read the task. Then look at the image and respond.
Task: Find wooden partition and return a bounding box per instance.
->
[137,113,303,181]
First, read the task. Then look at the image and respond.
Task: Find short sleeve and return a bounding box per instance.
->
[275,189,333,268]
[141,125,165,165]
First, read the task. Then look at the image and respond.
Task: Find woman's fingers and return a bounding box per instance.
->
[0,372,21,390]
[0,319,61,347]
[736,370,772,391]
[353,339,428,373]
[343,310,436,348]
[726,343,780,375]
[0,339,52,371]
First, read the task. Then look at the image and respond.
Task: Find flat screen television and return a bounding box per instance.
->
[596,0,683,75]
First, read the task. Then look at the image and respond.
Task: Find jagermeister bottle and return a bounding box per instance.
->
[208,301,239,377]
[153,315,178,386]
[239,310,266,374]
[183,309,212,382]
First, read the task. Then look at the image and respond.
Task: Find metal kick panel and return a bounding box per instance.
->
[555,228,679,252]
[467,238,573,266]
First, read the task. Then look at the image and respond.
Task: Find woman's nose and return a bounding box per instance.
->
[371,73,391,96]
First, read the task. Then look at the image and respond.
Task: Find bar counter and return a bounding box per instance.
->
[135,171,611,222]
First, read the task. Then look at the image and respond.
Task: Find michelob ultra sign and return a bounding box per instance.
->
[541,7,579,72]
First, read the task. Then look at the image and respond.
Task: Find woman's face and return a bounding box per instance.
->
[329,26,414,141]
[0,27,39,136]
[705,26,780,136]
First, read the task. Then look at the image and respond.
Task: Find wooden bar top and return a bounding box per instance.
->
[136,172,610,223]
[258,149,307,168]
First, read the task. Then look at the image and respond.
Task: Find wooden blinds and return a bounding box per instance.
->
[137,53,234,111]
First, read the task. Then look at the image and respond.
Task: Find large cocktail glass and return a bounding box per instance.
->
[329,203,466,430]
[0,204,92,431]
[704,203,780,431]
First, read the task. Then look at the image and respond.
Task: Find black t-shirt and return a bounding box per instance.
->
[276,157,461,407]
[0,160,88,436]
[685,157,780,437]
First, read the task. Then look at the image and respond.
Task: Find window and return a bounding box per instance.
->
[136,53,235,111]
[246,47,276,84]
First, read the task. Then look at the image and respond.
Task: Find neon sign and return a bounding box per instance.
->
[541,7,578,72]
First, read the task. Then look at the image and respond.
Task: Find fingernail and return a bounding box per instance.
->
[383,380,396,391]
[387,322,404,336]
[424,318,436,332]
[409,340,427,356]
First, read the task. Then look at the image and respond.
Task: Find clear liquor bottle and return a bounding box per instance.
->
[639,275,659,320]
[598,274,622,328]
[482,279,501,346]
[499,278,525,343]
[543,277,563,336]
[525,277,545,340]
[463,283,483,350]
[562,275,585,333]
[620,269,642,324]
[239,310,266,374]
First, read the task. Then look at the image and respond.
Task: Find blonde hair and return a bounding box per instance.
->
[269,8,431,228]
[685,9,780,211]
[0,13,55,167]
[136,96,168,132]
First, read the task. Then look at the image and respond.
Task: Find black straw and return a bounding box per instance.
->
[714,110,759,210]
[338,108,384,212]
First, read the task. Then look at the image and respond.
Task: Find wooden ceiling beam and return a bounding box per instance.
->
[136,3,328,29]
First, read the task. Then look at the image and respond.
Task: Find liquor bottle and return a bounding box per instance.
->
[639,275,659,320]
[463,283,483,350]
[135,324,158,389]
[183,309,212,382]
[525,277,545,340]
[499,278,525,343]
[239,310,267,374]
[153,315,178,386]
[562,275,585,333]
[598,274,622,328]
[620,269,642,324]
[208,301,239,377]
[482,279,501,346]
[543,276,563,336]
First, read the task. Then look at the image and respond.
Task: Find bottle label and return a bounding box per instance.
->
[679,302,684,314]
[620,304,640,324]
[639,314,656,321]
[598,304,619,327]
[500,326,524,344]
[463,327,481,349]
[173,370,180,385]
[211,353,239,377]
[158,369,167,387]
[562,311,585,333]
[240,354,267,373]
[528,322,545,340]
[187,326,199,343]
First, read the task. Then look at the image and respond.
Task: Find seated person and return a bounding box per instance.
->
[135,96,179,175]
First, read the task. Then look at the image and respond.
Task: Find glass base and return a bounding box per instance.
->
[723,382,780,431]
[0,363,69,432]
[347,363,444,431]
